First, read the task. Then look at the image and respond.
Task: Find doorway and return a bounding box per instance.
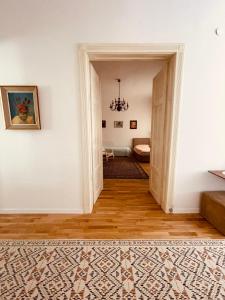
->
[79,43,184,214]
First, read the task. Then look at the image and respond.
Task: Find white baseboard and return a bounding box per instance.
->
[0,209,84,214]
[172,208,200,214]
[0,207,199,214]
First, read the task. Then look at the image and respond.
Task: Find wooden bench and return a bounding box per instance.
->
[200,191,225,235]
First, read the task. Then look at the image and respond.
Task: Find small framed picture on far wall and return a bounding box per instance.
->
[102,120,106,128]
[114,121,123,128]
[130,120,137,129]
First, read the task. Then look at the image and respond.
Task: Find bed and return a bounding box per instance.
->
[132,138,151,162]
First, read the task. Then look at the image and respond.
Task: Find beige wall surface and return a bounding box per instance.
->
[0,0,225,212]
[93,61,164,148]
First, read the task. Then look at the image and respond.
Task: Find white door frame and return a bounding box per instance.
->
[78,43,184,213]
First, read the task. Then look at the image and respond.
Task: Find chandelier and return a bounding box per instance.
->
[109,79,129,111]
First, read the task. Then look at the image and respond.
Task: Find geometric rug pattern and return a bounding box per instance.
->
[103,156,149,179]
[0,240,224,299]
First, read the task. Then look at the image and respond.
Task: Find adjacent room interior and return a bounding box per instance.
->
[93,60,165,181]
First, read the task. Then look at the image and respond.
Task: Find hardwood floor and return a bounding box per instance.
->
[0,179,223,239]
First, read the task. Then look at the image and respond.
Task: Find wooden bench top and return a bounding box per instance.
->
[208,170,225,180]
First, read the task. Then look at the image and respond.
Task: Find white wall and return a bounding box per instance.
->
[0,0,225,213]
[93,61,164,148]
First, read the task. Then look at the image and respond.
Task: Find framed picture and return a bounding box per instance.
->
[102,120,106,128]
[0,86,41,130]
[130,120,137,129]
[114,121,123,128]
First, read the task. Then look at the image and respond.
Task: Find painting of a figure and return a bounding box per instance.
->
[8,93,35,125]
[0,86,41,129]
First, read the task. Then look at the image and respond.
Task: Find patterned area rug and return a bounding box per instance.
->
[103,156,149,179]
[0,240,225,299]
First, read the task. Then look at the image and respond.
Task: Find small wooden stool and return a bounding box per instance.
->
[200,191,225,235]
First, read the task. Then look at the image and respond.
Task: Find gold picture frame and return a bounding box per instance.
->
[0,85,41,130]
